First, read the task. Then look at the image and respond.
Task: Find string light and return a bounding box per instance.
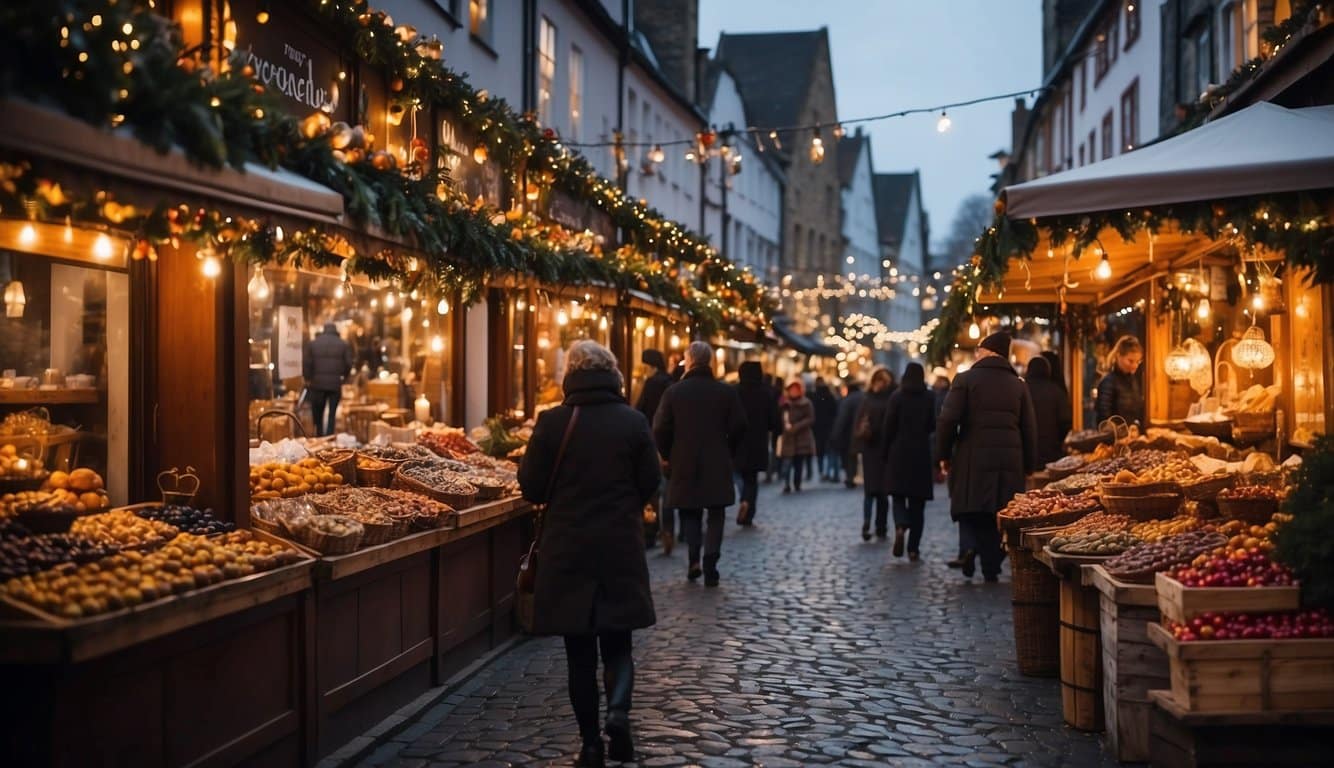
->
[808,131,825,165]
[200,252,222,278]
[430,335,445,352]
[256,1,271,24]
[1094,253,1112,280]
[936,111,951,133]
[437,297,450,315]
[1250,292,1265,311]
[247,268,270,300]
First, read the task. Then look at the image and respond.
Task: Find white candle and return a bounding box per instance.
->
[414,394,431,424]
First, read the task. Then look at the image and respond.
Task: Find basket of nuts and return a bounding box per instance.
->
[1216,485,1280,523]
[1100,491,1183,521]
[394,463,477,509]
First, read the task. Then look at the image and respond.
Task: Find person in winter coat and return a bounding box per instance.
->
[1095,335,1144,426]
[518,341,661,767]
[856,368,896,540]
[765,374,783,482]
[830,381,865,487]
[303,322,353,436]
[811,378,839,481]
[635,349,674,553]
[882,363,936,560]
[937,332,1038,582]
[1026,355,1073,466]
[734,362,781,526]
[653,342,747,586]
[778,380,816,493]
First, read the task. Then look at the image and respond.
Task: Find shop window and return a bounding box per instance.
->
[534,298,612,411]
[1125,1,1141,49]
[1087,129,1096,163]
[245,268,454,439]
[1101,111,1114,159]
[1079,61,1087,111]
[568,46,583,142]
[1120,79,1139,151]
[0,233,130,505]
[1219,2,1245,77]
[537,17,557,127]
[1183,19,1214,101]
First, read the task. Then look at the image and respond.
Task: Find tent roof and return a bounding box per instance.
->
[1004,103,1334,219]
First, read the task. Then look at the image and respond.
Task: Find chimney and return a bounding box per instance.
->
[634,0,699,101]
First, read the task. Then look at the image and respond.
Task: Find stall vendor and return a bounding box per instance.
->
[1095,335,1144,426]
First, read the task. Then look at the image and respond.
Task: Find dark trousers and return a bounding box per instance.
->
[307,388,341,436]
[893,495,926,554]
[842,449,859,484]
[957,516,977,556]
[960,512,1002,578]
[863,492,889,536]
[563,631,633,744]
[737,470,759,521]
[786,455,810,490]
[679,507,725,571]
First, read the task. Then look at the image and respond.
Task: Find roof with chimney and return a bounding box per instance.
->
[873,172,921,246]
[713,30,829,134]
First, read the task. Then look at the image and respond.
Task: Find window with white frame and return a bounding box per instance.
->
[568,46,583,141]
[1120,79,1139,151]
[537,17,556,127]
[469,0,491,42]
[1220,2,1244,77]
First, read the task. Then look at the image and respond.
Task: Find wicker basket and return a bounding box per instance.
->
[1216,496,1279,523]
[1010,545,1060,677]
[355,456,400,488]
[1183,419,1233,441]
[392,467,478,509]
[1232,411,1276,435]
[469,479,507,501]
[1044,460,1085,481]
[1101,492,1182,521]
[292,516,364,555]
[998,505,1096,541]
[249,514,284,537]
[1181,473,1236,501]
[1099,480,1183,498]
[314,448,357,486]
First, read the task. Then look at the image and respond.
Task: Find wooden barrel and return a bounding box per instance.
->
[1060,577,1105,731]
[1010,545,1060,677]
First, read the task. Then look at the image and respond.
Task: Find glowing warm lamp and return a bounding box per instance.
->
[18,223,37,247]
[430,335,445,353]
[1164,344,1194,381]
[936,112,952,133]
[414,393,431,423]
[437,297,450,315]
[1232,324,1275,372]
[967,321,981,340]
[1196,298,1211,319]
[1094,254,1112,281]
[200,253,222,278]
[247,269,270,300]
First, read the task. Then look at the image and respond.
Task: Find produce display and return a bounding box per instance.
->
[41,469,110,512]
[475,416,526,458]
[358,444,438,463]
[398,463,478,496]
[1057,511,1134,536]
[0,409,57,437]
[1168,549,1296,587]
[0,533,120,580]
[1045,455,1085,472]
[1,531,303,619]
[1103,530,1227,581]
[1083,449,1179,477]
[283,514,364,553]
[70,509,179,548]
[1165,609,1334,641]
[0,443,45,481]
[131,505,236,536]
[1048,529,1140,556]
[456,452,519,474]
[417,428,481,457]
[1130,515,1202,542]
[1046,472,1104,494]
[1229,384,1282,415]
[1219,484,1281,501]
[249,458,344,500]
[999,489,1100,519]
[1,490,77,518]
[1107,456,1200,485]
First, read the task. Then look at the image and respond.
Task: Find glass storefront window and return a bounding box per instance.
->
[246,266,453,439]
[628,312,686,405]
[0,243,130,504]
[533,297,612,411]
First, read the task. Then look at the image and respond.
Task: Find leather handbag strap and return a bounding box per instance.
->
[535,406,580,540]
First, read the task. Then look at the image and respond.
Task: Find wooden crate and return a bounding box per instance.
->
[1086,565,1169,761]
[1147,690,1334,768]
[1148,622,1334,712]
[1156,572,1301,624]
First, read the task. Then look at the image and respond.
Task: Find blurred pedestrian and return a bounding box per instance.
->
[812,378,838,481]
[518,341,661,767]
[830,380,865,487]
[765,374,783,482]
[1095,335,1144,426]
[883,363,936,560]
[635,350,675,554]
[778,379,816,493]
[303,322,353,436]
[653,342,746,586]
[1025,355,1073,466]
[937,332,1037,582]
[856,368,895,541]
[734,362,781,526]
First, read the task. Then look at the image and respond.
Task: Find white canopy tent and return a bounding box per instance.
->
[1005,102,1334,219]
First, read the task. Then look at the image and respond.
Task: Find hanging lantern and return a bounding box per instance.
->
[1232,324,1275,373]
[4,280,26,318]
[473,143,488,164]
[1164,343,1193,381]
[808,131,825,165]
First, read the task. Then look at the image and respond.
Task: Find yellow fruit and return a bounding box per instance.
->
[47,470,70,490]
[79,492,104,511]
[68,468,98,493]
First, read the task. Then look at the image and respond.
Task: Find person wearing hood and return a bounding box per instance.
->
[855,368,896,540]
[303,321,353,436]
[882,363,936,559]
[653,342,747,586]
[1025,354,1073,466]
[830,380,865,487]
[635,349,675,552]
[937,332,1038,581]
[778,379,816,493]
[518,341,662,767]
[811,378,839,481]
[734,362,781,525]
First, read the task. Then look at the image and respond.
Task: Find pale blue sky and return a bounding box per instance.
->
[699,0,1042,250]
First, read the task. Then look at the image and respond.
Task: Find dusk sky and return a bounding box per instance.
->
[698,0,1043,251]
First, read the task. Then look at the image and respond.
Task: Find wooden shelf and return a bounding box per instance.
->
[0,388,100,406]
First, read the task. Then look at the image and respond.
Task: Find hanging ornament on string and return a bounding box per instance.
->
[809,129,825,165]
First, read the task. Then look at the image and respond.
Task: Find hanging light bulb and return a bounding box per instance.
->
[247,268,270,300]
[200,252,222,278]
[437,297,450,315]
[669,333,681,349]
[808,131,825,165]
[93,233,116,260]
[401,305,414,323]
[385,292,397,309]
[18,223,37,247]
[473,143,488,164]
[649,144,665,164]
[556,308,568,326]
[1251,292,1265,311]
[334,283,345,299]
[256,1,271,24]
[430,335,445,353]
[936,111,952,133]
[1094,253,1112,281]
[645,324,656,338]
[599,316,608,331]
[967,321,981,340]
[4,280,26,318]
[1196,297,1211,319]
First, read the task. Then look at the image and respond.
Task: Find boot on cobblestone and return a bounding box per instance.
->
[892,527,905,557]
[960,550,977,578]
[703,555,720,587]
[736,501,749,525]
[660,528,674,556]
[604,711,635,762]
[575,739,605,767]
[861,524,871,542]
[687,562,702,582]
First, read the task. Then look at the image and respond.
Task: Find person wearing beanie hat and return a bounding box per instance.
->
[936,338,1038,582]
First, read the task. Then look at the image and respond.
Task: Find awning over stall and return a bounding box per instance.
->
[773,316,836,357]
[1005,103,1334,218]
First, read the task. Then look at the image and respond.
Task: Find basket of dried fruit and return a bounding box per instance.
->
[997,489,1101,539]
[1044,455,1085,481]
[394,463,478,509]
[1180,472,1236,501]
[286,514,364,555]
[1216,486,1280,523]
[355,454,400,488]
[314,448,357,486]
[1100,492,1182,521]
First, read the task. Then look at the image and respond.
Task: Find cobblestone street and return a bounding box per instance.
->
[355,480,1116,767]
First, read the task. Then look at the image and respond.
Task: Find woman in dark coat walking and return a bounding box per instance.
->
[937,333,1038,582]
[856,368,896,541]
[778,381,816,493]
[882,363,936,560]
[811,379,838,481]
[519,341,662,767]
[1025,355,1072,466]
[734,361,780,525]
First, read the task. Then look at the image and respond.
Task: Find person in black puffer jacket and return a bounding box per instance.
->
[882,363,936,560]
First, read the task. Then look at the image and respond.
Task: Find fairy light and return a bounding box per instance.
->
[437,297,450,315]
[200,253,222,278]
[430,335,444,352]
[936,111,952,133]
[1094,253,1112,281]
[1196,298,1211,319]
[18,223,37,247]
[968,321,981,340]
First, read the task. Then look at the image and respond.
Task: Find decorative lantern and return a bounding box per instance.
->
[4,280,25,318]
[1164,343,1194,381]
[1231,324,1275,374]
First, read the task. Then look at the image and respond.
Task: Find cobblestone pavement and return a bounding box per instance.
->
[357,480,1118,767]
